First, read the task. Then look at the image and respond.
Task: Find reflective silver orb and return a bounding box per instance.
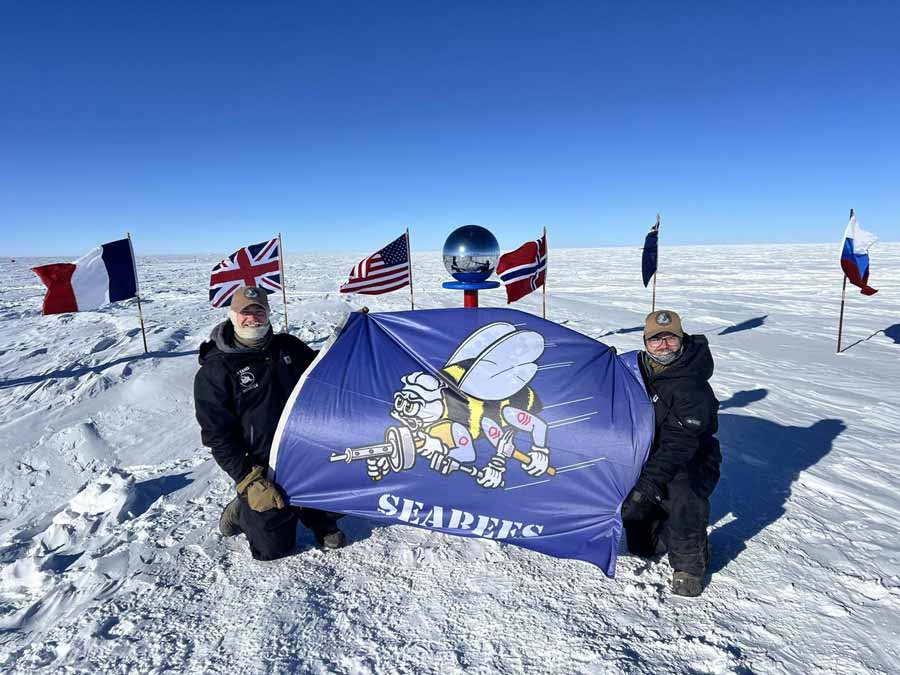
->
[442,225,500,283]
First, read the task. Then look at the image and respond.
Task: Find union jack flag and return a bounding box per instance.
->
[339,233,411,295]
[209,237,282,308]
[496,233,547,304]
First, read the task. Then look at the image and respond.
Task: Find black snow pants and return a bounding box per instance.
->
[236,496,341,561]
[624,469,716,576]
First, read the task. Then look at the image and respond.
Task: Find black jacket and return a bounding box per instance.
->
[194,321,317,483]
[638,334,721,497]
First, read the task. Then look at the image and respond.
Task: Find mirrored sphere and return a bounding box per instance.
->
[442,225,500,282]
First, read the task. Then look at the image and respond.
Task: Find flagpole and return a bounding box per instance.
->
[651,213,660,312]
[278,232,289,333]
[542,224,547,320]
[406,227,415,311]
[837,275,848,353]
[126,232,149,354]
[836,208,853,353]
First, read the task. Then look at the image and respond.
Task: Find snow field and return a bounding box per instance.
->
[0,244,898,674]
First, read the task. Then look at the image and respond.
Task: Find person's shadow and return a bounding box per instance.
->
[709,412,846,573]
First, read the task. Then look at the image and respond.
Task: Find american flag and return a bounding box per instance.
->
[209,237,282,308]
[340,233,411,295]
[496,233,547,304]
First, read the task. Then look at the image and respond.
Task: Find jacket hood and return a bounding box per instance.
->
[646,334,714,383]
[198,320,273,363]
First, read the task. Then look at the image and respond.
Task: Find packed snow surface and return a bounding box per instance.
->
[1,244,898,674]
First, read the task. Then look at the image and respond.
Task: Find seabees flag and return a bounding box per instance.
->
[32,239,139,315]
[270,307,654,576]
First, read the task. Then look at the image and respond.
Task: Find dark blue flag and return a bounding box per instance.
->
[271,308,654,576]
[641,219,659,287]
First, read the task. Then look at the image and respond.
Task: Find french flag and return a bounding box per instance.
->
[32,238,139,315]
[840,213,878,296]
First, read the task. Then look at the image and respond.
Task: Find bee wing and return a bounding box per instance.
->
[444,322,516,367]
[458,330,545,400]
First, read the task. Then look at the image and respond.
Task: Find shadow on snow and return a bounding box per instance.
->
[709,411,845,574]
[718,388,768,410]
[839,322,900,353]
[718,315,768,336]
[0,349,199,390]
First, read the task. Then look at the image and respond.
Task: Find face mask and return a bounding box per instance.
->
[647,345,683,365]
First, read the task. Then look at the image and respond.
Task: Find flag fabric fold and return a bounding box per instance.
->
[641,220,659,287]
[270,307,654,576]
[32,238,138,315]
[840,214,878,296]
[340,233,411,295]
[209,237,282,308]
[496,234,547,303]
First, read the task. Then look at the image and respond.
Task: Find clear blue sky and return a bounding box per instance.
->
[2,1,898,255]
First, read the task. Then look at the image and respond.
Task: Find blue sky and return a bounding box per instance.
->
[2,1,898,255]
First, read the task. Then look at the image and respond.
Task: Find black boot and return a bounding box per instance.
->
[671,571,703,597]
[218,497,242,537]
[315,528,346,550]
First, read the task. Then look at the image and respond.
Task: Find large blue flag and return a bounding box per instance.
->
[271,307,654,576]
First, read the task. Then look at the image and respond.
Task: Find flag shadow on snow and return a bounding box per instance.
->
[597,325,644,338]
[0,349,199,390]
[718,315,768,336]
[709,413,846,574]
[718,388,768,410]
[838,322,900,353]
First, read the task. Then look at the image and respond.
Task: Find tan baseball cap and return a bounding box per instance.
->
[230,286,270,313]
[644,310,684,340]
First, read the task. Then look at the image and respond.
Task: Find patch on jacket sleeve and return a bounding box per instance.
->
[684,416,702,428]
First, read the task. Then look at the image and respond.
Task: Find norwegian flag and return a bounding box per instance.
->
[209,237,282,308]
[340,233,411,295]
[496,233,547,304]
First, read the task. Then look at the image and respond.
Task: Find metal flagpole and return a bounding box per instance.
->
[651,213,659,312]
[406,227,415,310]
[542,225,547,320]
[836,208,853,353]
[837,275,848,353]
[278,232,289,333]
[126,232,149,354]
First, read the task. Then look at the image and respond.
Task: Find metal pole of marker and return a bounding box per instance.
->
[836,208,852,353]
[651,213,660,313]
[542,224,547,320]
[405,228,415,311]
[278,232,289,333]
[126,232,149,354]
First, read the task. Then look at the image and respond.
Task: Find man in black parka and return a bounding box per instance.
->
[194,286,345,560]
[622,310,721,596]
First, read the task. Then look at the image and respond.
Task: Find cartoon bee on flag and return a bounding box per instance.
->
[329,322,556,489]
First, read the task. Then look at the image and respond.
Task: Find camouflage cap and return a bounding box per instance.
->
[644,310,684,340]
[230,286,270,313]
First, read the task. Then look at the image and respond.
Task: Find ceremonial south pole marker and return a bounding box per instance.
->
[441,225,501,308]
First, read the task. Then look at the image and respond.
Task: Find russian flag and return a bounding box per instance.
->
[32,239,139,315]
[840,213,878,296]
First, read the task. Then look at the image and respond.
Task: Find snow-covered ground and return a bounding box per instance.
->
[1,243,898,674]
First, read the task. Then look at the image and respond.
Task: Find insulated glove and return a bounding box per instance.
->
[621,479,662,522]
[237,465,286,512]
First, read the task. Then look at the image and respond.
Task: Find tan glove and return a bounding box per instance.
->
[236,465,286,512]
